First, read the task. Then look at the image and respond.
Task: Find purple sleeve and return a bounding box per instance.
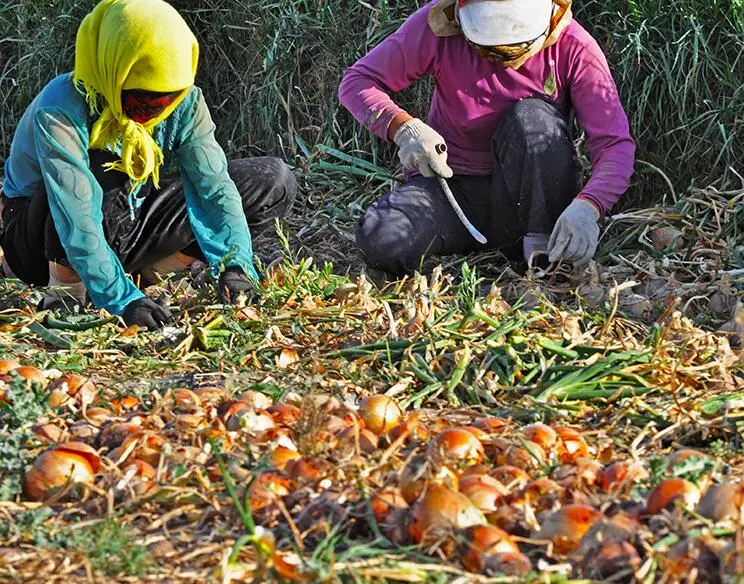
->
[338,4,438,140]
[566,35,636,214]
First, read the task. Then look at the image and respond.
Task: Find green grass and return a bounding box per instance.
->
[2,0,744,207]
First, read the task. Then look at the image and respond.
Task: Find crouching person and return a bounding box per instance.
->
[0,0,296,329]
[338,0,635,278]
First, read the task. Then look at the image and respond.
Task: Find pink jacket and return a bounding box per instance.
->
[338,1,635,213]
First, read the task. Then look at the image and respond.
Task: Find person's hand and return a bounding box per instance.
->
[393,119,453,178]
[217,267,256,304]
[122,297,173,331]
[548,198,601,266]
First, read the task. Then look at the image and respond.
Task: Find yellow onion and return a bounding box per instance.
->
[32,422,66,444]
[532,504,603,555]
[472,417,509,436]
[359,395,403,435]
[269,446,301,471]
[514,478,563,513]
[110,395,139,413]
[14,366,46,385]
[285,457,332,484]
[85,407,113,427]
[482,552,532,577]
[267,403,302,427]
[660,537,721,581]
[429,428,485,468]
[458,474,507,515]
[237,390,273,410]
[399,454,459,504]
[555,427,590,463]
[194,385,225,404]
[370,487,409,524]
[120,459,157,497]
[248,471,291,512]
[498,442,546,471]
[646,478,700,515]
[522,423,557,453]
[172,388,201,411]
[456,524,519,573]
[489,465,531,491]
[582,541,641,580]
[0,358,20,375]
[337,426,379,455]
[23,442,101,501]
[696,482,744,522]
[408,484,486,545]
[388,413,429,444]
[598,460,649,494]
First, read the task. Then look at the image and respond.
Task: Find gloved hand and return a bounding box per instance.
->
[393,119,453,178]
[548,198,601,266]
[122,297,173,331]
[217,266,256,304]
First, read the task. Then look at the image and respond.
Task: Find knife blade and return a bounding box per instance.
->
[436,175,487,244]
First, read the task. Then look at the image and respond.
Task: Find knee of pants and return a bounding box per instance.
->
[493,98,571,155]
[232,157,298,219]
[355,204,428,277]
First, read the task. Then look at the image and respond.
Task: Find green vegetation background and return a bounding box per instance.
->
[2,0,743,206]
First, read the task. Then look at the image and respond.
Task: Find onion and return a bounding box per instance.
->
[269,446,301,471]
[552,457,602,489]
[532,504,603,555]
[46,374,97,408]
[14,366,46,385]
[337,426,379,455]
[370,487,408,524]
[388,413,429,444]
[111,395,139,413]
[85,407,113,427]
[456,524,519,573]
[0,358,20,375]
[472,417,509,436]
[498,442,546,471]
[582,541,641,580]
[194,386,225,404]
[429,428,485,468]
[460,426,490,442]
[597,460,649,494]
[459,474,507,514]
[358,395,403,435]
[483,552,532,577]
[23,441,101,501]
[32,422,66,444]
[515,478,563,513]
[267,403,302,427]
[238,390,273,410]
[660,537,721,581]
[522,423,557,453]
[555,427,590,463]
[579,512,641,553]
[172,388,201,411]
[285,457,332,484]
[489,465,531,491]
[408,484,486,545]
[399,454,459,504]
[696,482,744,522]
[646,478,701,515]
[248,471,291,512]
[119,459,157,497]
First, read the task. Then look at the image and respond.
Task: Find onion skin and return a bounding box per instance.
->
[267,403,302,427]
[358,395,402,436]
[457,524,519,573]
[429,428,485,467]
[459,474,507,514]
[370,487,408,524]
[269,446,301,470]
[247,471,291,512]
[0,359,21,375]
[646,478,701,515]
[337,426,379,455]
[522,423,557,453]
[696,483,744,522]
[399,455,459,505]
[555,427,590,464]
[23,442,100,501]
[489,466,531,491]
[14,366,47,385]
[483,552,533,577]
[582,541,641,580]
[598,460,648,494]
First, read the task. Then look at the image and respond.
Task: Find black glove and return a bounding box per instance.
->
[122,297,173,331]
[217,267,256,304]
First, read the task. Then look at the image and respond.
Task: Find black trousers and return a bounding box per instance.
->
[356,98,580,276]
[1,151,297,286]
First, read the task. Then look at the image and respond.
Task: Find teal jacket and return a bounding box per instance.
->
[2,74,258,315]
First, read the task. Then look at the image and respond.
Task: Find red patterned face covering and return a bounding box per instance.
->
[121,89,183,123]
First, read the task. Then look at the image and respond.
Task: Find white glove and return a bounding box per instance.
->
[393,119,453,178]
[548,198,601,266]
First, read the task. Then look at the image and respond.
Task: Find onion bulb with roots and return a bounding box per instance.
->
[399,454,459,504]
[358,395,402,435]
[456,524,519,573]
[408,484,486,545]
[522,423,557,454]
[429,428,485,468]
[458,474,507,514]
[23,442,101,501]
[646,478,701,515]
[532,504,603,555]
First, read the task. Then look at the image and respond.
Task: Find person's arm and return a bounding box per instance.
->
[567,35,636,215]
[33,109,144,315]
[338,4,439,141]
[175,88,259,281]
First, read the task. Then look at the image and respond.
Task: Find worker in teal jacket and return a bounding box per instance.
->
[0,0,296,330]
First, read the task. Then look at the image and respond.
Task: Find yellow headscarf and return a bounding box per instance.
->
[73,0,199,188]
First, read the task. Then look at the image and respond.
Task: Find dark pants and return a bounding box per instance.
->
[356,98,579,276]
[1,152,297,286]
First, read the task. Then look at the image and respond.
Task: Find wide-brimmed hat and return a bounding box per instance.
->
[457,0,553,46]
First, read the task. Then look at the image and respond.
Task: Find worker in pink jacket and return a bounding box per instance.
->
[338,0,635,277]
